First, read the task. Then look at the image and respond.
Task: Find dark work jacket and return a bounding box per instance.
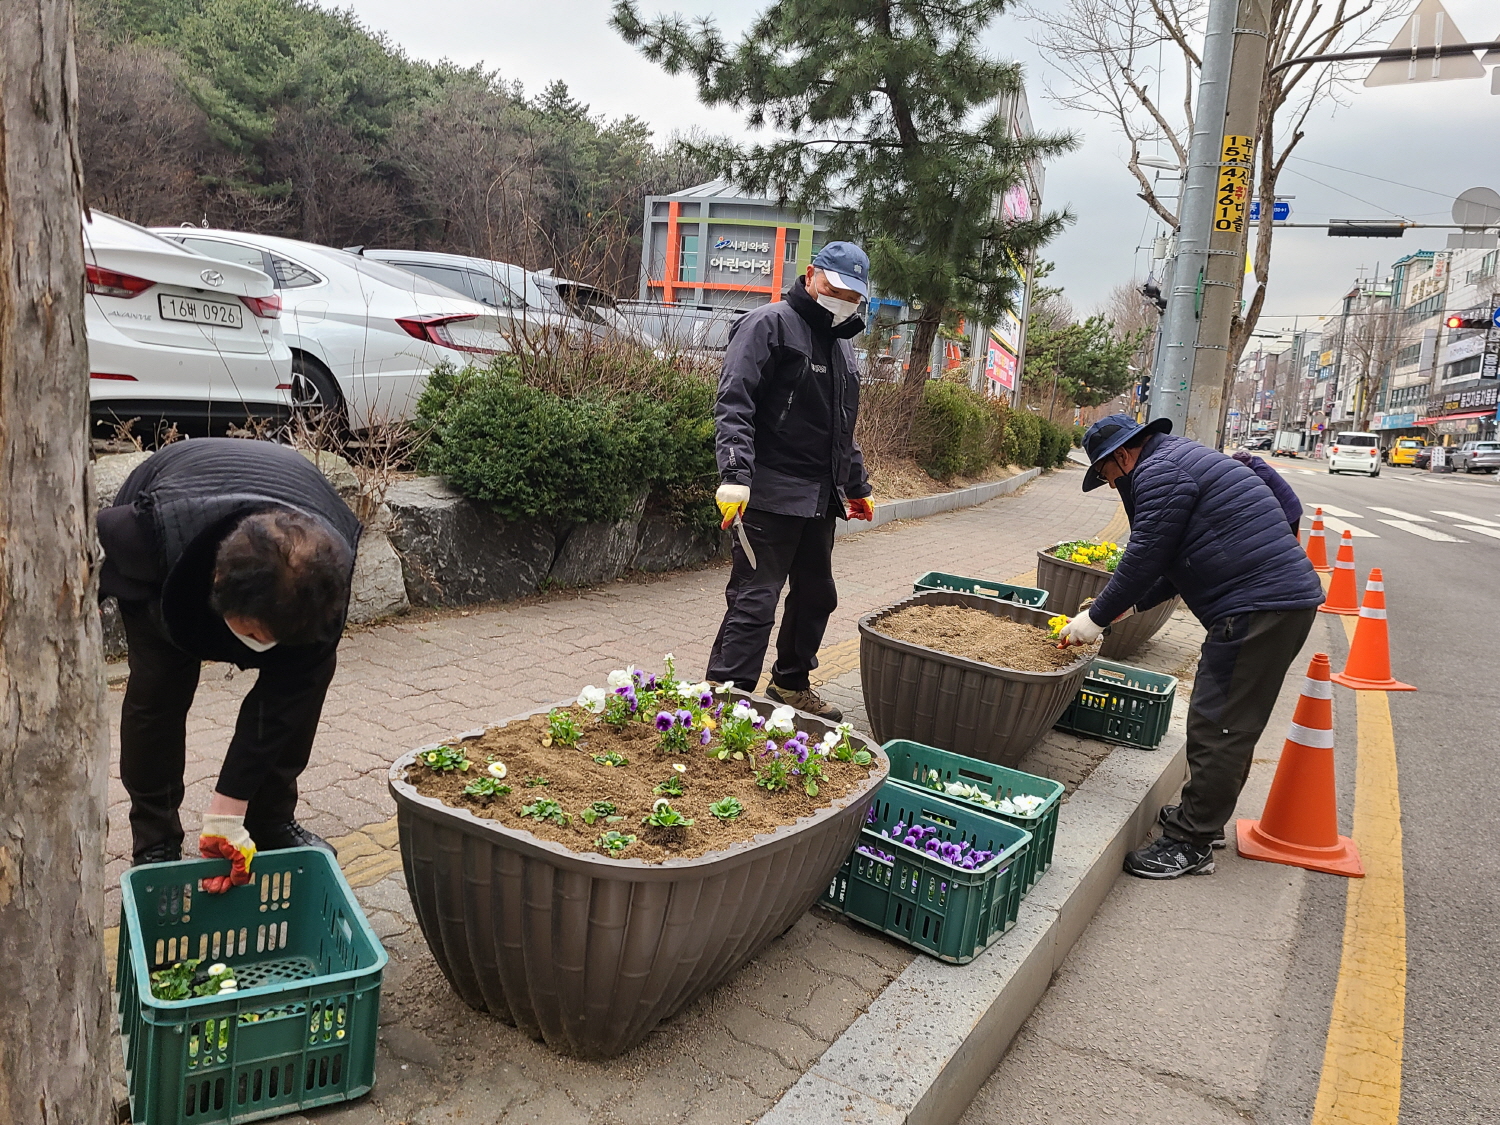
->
[97,438,362,668]
[1089,433,1324,629]
[1232,449,1303,537]
[715,277,872,518]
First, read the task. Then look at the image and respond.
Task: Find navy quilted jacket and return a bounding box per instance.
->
[1089,433,1324,628]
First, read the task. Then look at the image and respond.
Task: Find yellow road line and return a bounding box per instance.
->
[1311,616,1406,1124]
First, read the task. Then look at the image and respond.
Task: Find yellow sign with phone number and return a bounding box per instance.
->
[1215,134,1255,234]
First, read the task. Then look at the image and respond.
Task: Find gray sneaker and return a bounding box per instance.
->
[765,683,843,723]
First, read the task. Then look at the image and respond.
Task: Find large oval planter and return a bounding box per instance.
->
[859,590,1095,767]
[387,695,888,1059]
[1034,546,1181,660]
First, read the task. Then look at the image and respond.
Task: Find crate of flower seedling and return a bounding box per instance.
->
[882,739,1064,894]
[115,847,387,1125]
[1053,658,1179,750]
[912,571,1049,609]
[821,779,1031,963]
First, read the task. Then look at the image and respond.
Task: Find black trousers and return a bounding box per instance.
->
[707,509,839,693]
[1162,607,1318,847]
[118,600,336,861]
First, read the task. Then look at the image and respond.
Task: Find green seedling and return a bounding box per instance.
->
[595,830,637,856]
[642,798,694,829]
[463,777,512,801]
[580,800,618,826]
[524,775,550,788]
[418,745,471,773]
[709,796,744,821]
[546,709,583,748]
[520,797,570,826]
[653,773,686,797]
[592,751,629,767]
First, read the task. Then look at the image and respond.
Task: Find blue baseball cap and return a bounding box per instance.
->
[812,241,870,298]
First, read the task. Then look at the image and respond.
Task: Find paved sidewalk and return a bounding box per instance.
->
[105,465,1124,1124]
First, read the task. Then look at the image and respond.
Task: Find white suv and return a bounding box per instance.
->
[1327,431,1381,477]
[85,212,290,440]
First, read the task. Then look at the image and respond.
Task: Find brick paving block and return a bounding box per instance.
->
[701,1037,802,1099]
[792,976,879,1042]
[720,1007,826,1070]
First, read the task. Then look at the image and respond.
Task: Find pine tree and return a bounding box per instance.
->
[613,0,1075,414]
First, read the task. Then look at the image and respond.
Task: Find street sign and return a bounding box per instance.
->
[1364,0,1486,86]
[1492,306,1500,329]
[1248,200,1292,222]
[1454,187,1500,228]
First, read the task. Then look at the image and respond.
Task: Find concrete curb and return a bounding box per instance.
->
[836,468,1043,539]
[758,732,1189,1125]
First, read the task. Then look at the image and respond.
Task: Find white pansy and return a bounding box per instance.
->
[716,681,735,693]
[689,681,712,697]
[207,963,229,976]
[730,702,756,722]
[767,705,797,734]
[576,685,607,714]
[218,982,238,993]
[606,668,636,689]
[819,730,842,751]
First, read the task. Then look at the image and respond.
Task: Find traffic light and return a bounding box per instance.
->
[1327,220,1406,238]
[1445,315,1490,330]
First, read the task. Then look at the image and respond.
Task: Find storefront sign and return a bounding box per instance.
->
[709,255,773,276]
[1441,335,1485,365]
[996,308,1022,353]
[1001,183,1032,223]
[986,337,1017,391]
[713,236,772,253]
[1426,383,1500,416]
[1372,411,1417,430]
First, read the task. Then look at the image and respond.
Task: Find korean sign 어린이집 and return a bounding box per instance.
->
[1215,135,1255,234]
[709,233,775,279]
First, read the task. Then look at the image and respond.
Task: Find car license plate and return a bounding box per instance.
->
[158,293,243,329]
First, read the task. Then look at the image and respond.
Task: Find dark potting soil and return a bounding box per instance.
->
[874,604,1095,672]
[408,709,877,863]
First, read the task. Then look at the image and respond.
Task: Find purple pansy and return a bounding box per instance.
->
[654,711,674,732]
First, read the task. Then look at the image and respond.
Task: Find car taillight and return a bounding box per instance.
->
[85,264,153,299]
[89,372,138,381]
[395,313,492,353]
[239,293,282,319]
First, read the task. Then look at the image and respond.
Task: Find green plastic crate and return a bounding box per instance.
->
[821,780,1031,963]
[912,571,1048,608]
[1053,658,1178,750]
[881,739,1064,894]
[116,848,387,1125]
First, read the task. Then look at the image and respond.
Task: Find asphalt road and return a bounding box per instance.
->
[1263,459,1500,1120]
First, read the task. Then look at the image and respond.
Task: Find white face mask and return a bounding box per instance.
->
[816,292,860,325]
[228,624,277,653]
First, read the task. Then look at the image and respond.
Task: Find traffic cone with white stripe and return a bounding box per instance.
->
[1236,653,1364,877]
[1317,529,1360,615]
[1305,507,1332,572]
[1332,568,1416,691]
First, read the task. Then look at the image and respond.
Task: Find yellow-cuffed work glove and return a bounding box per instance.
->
[200,814,257,894]
[716,484,750,530]
[846,495,875,521]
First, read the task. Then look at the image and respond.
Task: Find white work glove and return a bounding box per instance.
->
[716,484,750,529]
[1057,610,1105,647]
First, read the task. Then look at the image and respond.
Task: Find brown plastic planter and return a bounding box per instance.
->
[1034,545,1181,660]
[859,591,1095,767]
[387,694,887,1059]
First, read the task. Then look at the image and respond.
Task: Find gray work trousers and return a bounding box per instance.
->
[1161,607,1319,847]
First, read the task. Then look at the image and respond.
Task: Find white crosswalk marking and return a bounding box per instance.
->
[1432,510,1500,527]
[1367,507,1432,522]
[1319,515,1378,538]
[1377,519,1466,542]
[1455,525,1500,541]
[1312,504,1366,519]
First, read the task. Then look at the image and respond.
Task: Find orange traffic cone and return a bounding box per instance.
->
[1332,568,1416,691]
[1317,529,1360,615]
[1305,508,1332,572]
[1236,653,1364,877]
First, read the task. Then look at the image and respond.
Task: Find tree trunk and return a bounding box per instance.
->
[0,3,113,1124]
[894,303,944,444]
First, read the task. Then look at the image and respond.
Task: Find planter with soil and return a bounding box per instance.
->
[388,660,887,1059]
[859,591,1097,767]
[1034,540,1181,660]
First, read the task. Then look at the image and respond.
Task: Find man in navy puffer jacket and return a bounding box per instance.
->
[1057,415,1325,879]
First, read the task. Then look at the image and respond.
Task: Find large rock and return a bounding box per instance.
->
[385,477,555,607]
[547,491,648,588]
[631,507,725,572]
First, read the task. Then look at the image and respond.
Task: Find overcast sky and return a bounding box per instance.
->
[344,0,1499,329]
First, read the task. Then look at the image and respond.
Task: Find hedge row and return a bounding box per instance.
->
[416,358,1076,529]
[910,379,1075,479]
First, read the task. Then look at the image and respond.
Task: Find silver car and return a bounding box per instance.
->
[1450,440,1500,473]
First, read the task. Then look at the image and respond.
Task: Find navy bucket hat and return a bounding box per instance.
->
[1081,413,1172,492]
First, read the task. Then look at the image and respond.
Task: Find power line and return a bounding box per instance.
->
[1282,167,1406,218]
[1286,156,1457,202]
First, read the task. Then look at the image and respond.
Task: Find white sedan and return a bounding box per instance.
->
[85,211,291,439]
[154,228,513,428]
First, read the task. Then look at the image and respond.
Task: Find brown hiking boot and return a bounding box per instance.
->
[765,683,843,722]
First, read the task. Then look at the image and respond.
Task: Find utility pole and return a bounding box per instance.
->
[1147,0,1272,446]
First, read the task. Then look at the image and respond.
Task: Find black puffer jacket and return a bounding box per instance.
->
[1089,433,1324,627]
[98,438,361,666]
[716,277,872,518]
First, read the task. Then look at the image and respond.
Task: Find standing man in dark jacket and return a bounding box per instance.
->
[707,242,876,720]
[1057,415,1325,878]
[97,438,361,889]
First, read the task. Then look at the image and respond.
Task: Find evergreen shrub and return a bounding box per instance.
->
[911,380,997,479]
